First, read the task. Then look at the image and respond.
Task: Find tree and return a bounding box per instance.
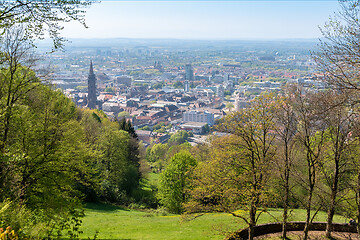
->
[0,0,94,236]
[165,142,192,164]
[345,107,360,235]
[152,82,164,89]
[314,0,360,100]
[157,150,197,214]
[304,90,356,238]
[118,117,138,139]
[290,86,327,240]
[0,29,41,196]
[1,85,94,237]
[105,87,115,93]
[273,94,297,239]
[188,94,277,240]
[187,135,256,215]
[226,102,234,111]
[202,124,210,134]
[146,143,169,172]
[173,81,183,89]
[0,28,39,153]
[118,111,130,118]
[168,130,190,146]
[314,1,360,236]
[0,0,93,49]
[98,127,139,202]
[221,94,277,240]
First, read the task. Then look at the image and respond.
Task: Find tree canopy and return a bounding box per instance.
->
[0,0,94,49]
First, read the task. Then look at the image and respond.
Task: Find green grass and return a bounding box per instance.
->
[79,203,241,240]
[78,204,348,240]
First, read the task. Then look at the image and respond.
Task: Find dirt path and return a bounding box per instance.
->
[255,231,360,240]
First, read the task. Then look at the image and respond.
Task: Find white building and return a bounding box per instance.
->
[183,110,215,126]
[216,84,224,99]
[234,90,249,111]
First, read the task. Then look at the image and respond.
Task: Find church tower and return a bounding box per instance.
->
[87,61,97,109]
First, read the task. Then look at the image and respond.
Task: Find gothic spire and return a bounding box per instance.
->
[87,60,97,109]
[89,60,95,77]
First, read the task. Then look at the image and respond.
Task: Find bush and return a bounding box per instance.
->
[0,200,85,240]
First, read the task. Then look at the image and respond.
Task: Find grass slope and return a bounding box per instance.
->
[79,204,347,240]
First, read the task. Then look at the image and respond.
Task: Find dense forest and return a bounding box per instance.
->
[2,1,360,240]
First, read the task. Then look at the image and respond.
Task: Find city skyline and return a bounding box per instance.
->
[61,0,341,40]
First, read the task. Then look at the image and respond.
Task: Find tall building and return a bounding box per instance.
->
[87,61,97,109]
[184,80,190,92]
[216,84,224,99]
[185,63,194,81]
[154,61,163,71]
[234,90,248,111]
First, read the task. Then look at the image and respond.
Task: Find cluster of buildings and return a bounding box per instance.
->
[73,62,226,145]
[62,58,325,146]
[53,43,325,145]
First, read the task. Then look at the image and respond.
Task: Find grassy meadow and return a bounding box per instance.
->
[78,203,348,240]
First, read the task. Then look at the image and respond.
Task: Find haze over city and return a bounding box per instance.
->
[61,0,340,40]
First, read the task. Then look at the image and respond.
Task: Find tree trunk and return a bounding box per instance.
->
[303,194,312,240]
[282,144,290,239]
[357,163,360,238]
[248,202,256,240]
[282,204,288,239]
[325,201,335,238]
[303,155,315,240]
[326,159,339,238]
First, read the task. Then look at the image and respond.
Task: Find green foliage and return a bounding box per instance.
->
[0,62,143,236]
[104,87,115,93]
[187,135,252,213]
[0,1,93,50]
[98,128,140,202]
[152,82,164,89]
[153,122,169,133]
[0,60,96,237]
[10,86,90,210]
[75,85,87,91]
[187,94,278,240]
[157,150,197,214]
[118,111,130,118]
[118,118,138,139]
[166,142,192,161]
[172,81,183,89]
[202,124,210,134]
[92,112,102,123]
[139,125,150,131]
[224,90,231,96]
[128,70,142,76]
[153,122,165,131]
[144,69,161,76]
[225,102,234,109]
[77,110,142,204]
[146,143,169,172]
[0,199,85,239]
[168,130,190,146]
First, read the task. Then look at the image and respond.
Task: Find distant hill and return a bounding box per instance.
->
[36,37,319,53]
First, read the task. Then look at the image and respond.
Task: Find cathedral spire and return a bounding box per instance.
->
[89,60,95,77]
[87,61,97,109]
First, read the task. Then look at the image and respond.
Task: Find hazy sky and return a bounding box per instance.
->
[61,1,341,40]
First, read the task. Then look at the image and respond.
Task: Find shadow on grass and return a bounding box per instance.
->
[84,202,130,212]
